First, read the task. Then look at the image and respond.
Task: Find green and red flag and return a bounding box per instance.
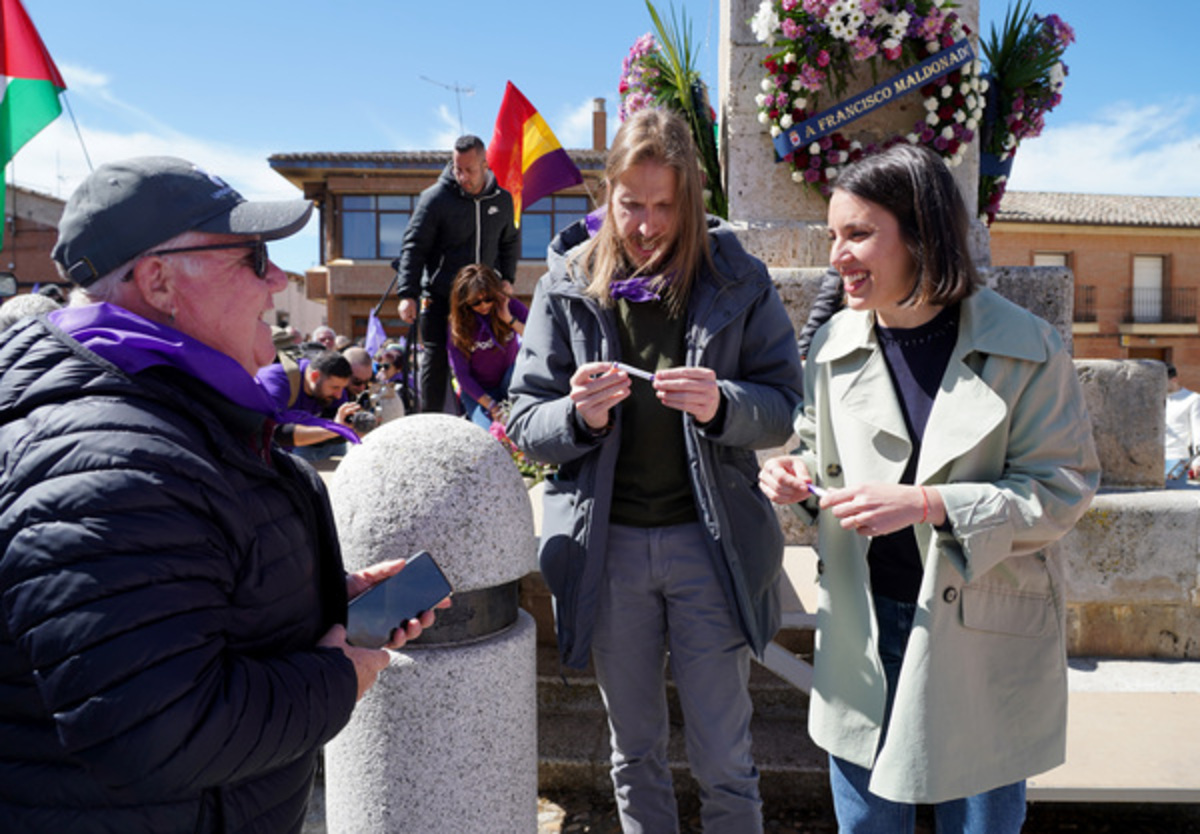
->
[487,81,582,228]
[1,0,66,192]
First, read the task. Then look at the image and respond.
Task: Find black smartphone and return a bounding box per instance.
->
[346,551,453,648]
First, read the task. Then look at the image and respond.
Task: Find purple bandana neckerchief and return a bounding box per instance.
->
[48,303,360,444]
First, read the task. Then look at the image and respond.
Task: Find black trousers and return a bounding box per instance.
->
[416,293,457,414]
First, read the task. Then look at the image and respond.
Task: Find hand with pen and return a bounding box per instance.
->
[569,360,721,430]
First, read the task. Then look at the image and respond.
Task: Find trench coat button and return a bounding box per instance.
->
[943,587,958,603]
[816,559,825,576]
[826,463,842,478]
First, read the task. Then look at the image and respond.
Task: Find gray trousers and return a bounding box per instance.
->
[591,522,762,834]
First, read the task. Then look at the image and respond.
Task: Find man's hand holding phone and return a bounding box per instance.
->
[321,553,453,700]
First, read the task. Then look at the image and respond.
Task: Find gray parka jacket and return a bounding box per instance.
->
[507,218,804,669]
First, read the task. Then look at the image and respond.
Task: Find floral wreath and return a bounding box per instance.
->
[750,0,986,200]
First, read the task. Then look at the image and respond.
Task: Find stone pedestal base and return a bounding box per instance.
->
[325,612,538,833]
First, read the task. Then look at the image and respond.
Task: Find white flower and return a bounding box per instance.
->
[954,110,965,123]
[755,93,768,107]
[829,0,850,15]
[926,40,939,53]
[826,167,838,180]
[838,150,849,163]
[850,140,862,151]
[761,77,776,92]
[780,114,794,129]
[758,111,771,125]
[941,126,955,140]
[978,77,990,94]
[847,9,865,29]
[749,1,779,43]
[966,117,978,131]
[973,59,983,74]
[948,152,964,168]
[965,94,977,110]
[784,52,797,65]
[926,111,940,125]
[959,82,971,95]
[924,97,939,112]
[1050,62,1066,89]
[883,36,901,52]
[940,84,953,98]
[770,125,782,137]
[830,19,852,41]
[795,96,808,110]
[893,11,911,33]
[792,170,805,183]
[810,142,821,154]
[907,133,920,144]
[791,78,804,92]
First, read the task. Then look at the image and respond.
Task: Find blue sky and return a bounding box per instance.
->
[10,0,1199,274]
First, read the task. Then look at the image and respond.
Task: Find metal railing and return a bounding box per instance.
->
[1075,285,1097,323]
[1122,287,1197,324]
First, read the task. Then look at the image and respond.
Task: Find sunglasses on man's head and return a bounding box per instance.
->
[145,240,270,278]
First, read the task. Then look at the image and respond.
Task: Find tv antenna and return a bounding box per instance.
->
[420,76,475,136]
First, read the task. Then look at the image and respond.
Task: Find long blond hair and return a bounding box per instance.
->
[577,108,713,317]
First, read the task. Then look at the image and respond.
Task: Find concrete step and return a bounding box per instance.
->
[536,644,811,721]
[537,709,830,807]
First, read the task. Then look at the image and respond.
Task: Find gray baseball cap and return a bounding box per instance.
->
[53,156,313,286]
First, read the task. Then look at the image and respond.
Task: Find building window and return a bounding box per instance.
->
[520,195,591,260]
[1033,252,1068,267]
[340,195,413,260]
[1131,255,1164,323]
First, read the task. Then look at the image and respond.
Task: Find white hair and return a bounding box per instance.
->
[65,230,200,307]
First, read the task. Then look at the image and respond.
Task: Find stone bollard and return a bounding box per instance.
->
[324,414,539,833]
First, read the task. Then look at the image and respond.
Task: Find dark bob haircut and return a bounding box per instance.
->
[832,143,979,308]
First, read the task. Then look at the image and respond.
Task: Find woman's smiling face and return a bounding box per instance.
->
[827,188,938,329]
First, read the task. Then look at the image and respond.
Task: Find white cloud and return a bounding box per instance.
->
[431,104,464,150]
[1005,101,1200,197]
[555,98,599,149]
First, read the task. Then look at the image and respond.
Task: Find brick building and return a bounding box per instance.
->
[268,102,611,343]
[2,184,68,294]
[991,191,1200,389]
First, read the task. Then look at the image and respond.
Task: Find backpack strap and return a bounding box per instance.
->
[278,351,303,408]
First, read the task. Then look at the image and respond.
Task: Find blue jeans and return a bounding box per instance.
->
[829,594,1026,834]
[461,367,514,430]
[591,523,762,834]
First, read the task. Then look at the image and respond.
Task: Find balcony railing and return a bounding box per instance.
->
[1075,285,1097,323]
[1122,287,1197,324]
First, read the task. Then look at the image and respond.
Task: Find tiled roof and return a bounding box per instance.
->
[269,149,608,170]
[997,191,1200,229]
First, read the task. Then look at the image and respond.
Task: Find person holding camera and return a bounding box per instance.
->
[448,263,527,428]
[257,348,363,461]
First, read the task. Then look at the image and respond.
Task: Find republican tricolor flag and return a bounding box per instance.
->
[1,0,65,248]
[487,82,582,227]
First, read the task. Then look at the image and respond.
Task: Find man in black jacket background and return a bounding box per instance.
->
[396,134,519,414]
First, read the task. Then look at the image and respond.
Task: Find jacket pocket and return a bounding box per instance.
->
[959,584,1052,638]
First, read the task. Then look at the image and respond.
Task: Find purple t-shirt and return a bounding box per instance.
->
[256,358,324,415]
[447,298,528,403]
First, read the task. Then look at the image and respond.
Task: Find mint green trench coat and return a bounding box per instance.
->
[793,287,1100,804]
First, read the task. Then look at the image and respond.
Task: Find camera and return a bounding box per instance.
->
[350,391,378,434]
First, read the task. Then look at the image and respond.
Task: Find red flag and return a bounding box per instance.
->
[487,82,582,227]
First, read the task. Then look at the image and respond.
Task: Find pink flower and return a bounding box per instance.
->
[816,49,831,67]
[884,44,902,61]
[782,0,799,9]
[861,0,882,15]
[853,36,878,61]
[799,64,826,92]
[782,17,801,39]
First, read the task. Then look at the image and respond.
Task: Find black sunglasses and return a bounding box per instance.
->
[145,240,270,278]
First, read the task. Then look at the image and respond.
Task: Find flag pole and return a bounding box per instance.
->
[61,94,93,173]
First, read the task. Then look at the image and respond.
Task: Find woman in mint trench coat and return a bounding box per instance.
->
[760,145,1100,833]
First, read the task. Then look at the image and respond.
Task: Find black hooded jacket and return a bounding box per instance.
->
[395,162,519,300]
[0,315,356,833]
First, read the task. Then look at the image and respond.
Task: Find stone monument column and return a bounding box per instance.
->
[323,415,539,833]
[720,0,982,269]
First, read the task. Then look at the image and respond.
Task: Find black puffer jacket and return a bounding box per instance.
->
[0,316,357,833]
[396,162,519,299]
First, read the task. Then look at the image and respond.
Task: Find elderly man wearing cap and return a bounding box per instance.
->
[0,157,447,832]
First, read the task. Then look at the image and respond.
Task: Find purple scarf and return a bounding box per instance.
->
[48,303,359,444]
